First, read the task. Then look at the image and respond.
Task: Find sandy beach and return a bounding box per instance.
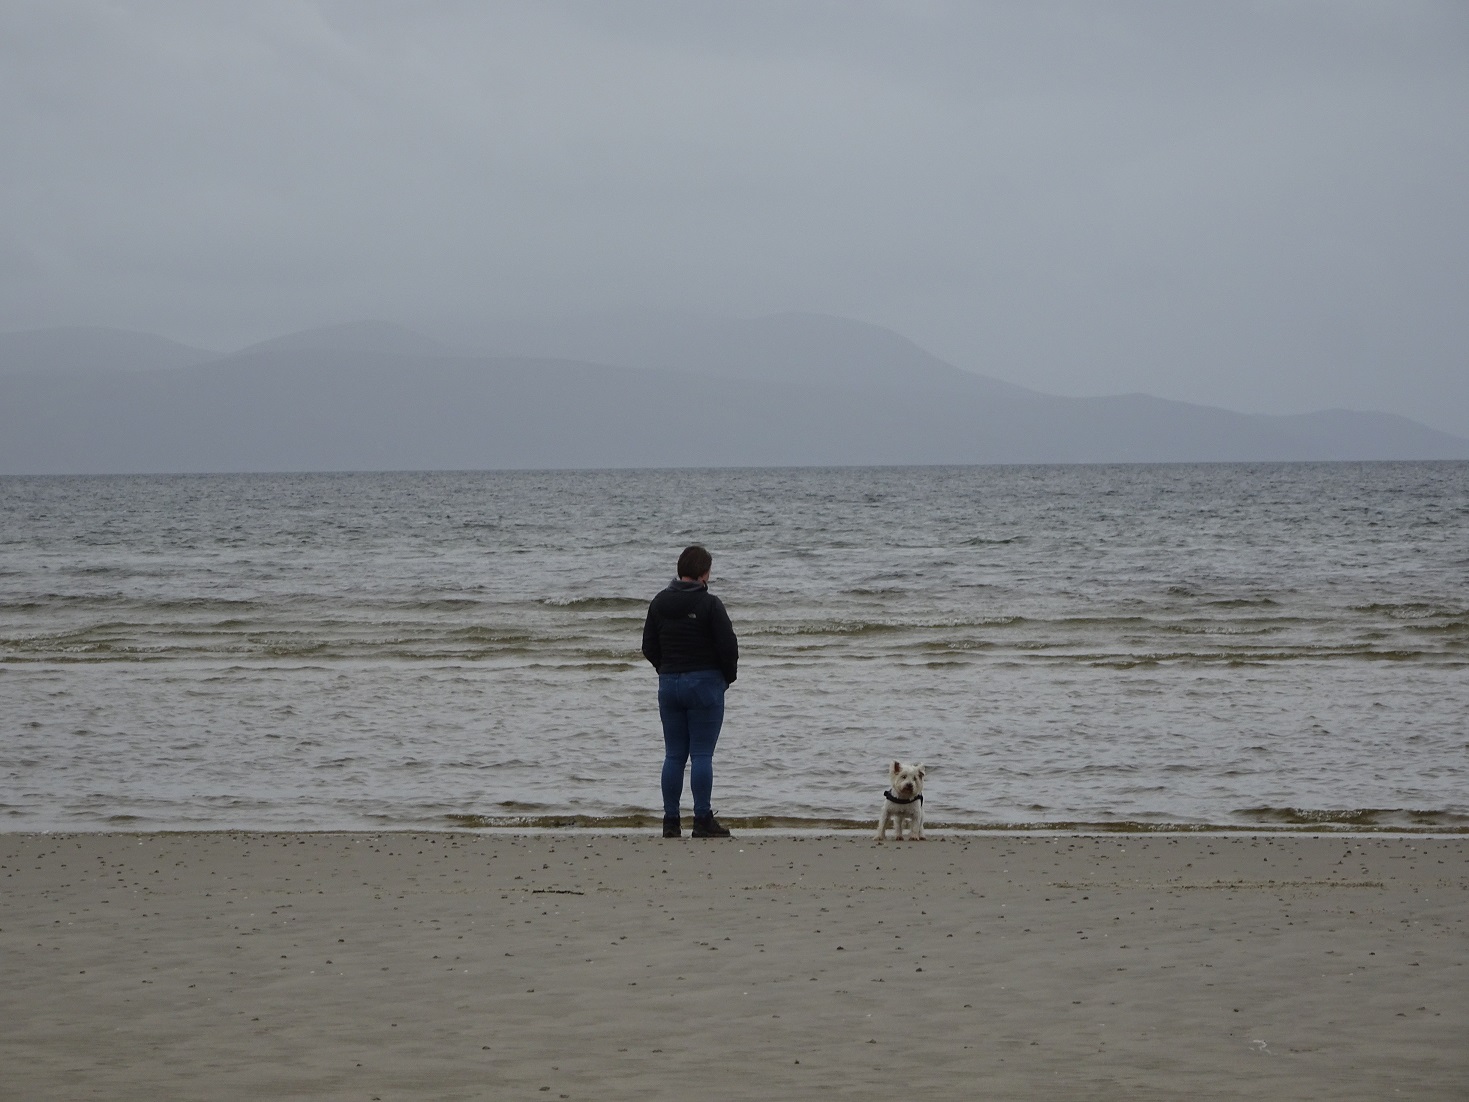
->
[3,830,1465,1101]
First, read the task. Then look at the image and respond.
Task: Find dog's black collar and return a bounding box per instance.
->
[884,789,922,805]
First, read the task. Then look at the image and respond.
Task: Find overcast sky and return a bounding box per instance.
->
[4,1,1468,435]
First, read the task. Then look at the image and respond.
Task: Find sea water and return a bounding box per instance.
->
[1,463,1465,831]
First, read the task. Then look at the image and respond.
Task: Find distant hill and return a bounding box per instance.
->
[469,310,1029,394]
[233,320,456,359]
[0,326,216,375]
[1,317,1465,473]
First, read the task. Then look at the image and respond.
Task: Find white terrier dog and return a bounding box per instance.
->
[875,760,926,841]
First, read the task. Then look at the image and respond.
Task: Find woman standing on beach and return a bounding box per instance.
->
[641,545,738,839]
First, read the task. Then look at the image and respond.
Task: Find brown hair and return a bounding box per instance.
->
[677,545,712,580]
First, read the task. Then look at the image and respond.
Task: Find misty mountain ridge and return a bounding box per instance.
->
[2,314,1465,473]
[464,310,1036,396]
[0,326,217,375]
[234,320,457,360]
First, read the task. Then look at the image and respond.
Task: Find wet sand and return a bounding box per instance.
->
[3,831,1465,1100]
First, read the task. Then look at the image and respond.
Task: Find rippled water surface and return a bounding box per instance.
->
[2,463,1466,831]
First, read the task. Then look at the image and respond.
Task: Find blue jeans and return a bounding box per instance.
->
[658,669,726,818]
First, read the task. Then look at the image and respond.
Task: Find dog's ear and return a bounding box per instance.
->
[915,765,926,779]
[891,760,902,774]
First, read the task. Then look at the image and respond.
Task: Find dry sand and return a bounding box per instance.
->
[3,830,1465,1101]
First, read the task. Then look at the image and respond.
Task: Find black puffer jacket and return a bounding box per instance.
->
[641,580,738,685]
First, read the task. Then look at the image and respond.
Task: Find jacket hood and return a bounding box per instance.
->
[655,579,709,615]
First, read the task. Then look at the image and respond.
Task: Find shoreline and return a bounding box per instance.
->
[11,815,1469,836]
[5,830,1466,1100]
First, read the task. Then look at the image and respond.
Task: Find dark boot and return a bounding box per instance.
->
[691,813,732,838]
[662,815,681,838]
